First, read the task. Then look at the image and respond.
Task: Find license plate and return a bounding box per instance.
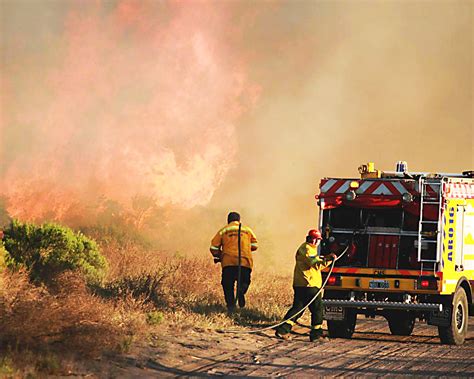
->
[369,279,389,289]
[324,306,344,320]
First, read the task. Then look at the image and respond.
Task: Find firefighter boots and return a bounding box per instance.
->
[274,330,291,341]
[310,329,329,342]
[274,322,292,340]
[238,292,246,308]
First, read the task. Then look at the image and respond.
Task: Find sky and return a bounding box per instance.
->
[1,0,473,273]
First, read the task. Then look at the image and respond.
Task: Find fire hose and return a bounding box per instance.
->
[219,242,351,334]
[236,222,242,307]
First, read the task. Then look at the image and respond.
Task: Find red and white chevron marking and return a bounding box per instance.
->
[446,183,474,199]
[319,179,439,196]
[320,179,412,196]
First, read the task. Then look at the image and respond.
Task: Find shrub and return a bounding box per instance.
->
[0,241,6,272]
[0,356,14,376]
[100,270,172,306]
[146,311,164,325]
[3,220,107,285]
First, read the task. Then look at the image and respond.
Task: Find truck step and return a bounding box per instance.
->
[323,299,442,312]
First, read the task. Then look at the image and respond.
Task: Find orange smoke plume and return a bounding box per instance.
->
[1,0,259,222]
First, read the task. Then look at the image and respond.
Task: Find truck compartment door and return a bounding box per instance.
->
[368,235,399,269]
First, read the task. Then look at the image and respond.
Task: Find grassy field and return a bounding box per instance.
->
[0,227,292,376]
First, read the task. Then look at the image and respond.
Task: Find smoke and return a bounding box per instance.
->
[1,1,472,273]
[209,1,473,270]
[1,0,258,220]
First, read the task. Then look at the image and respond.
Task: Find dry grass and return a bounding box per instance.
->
[98,236,293,331]
[0,229,293,375]
[0,269,146,375]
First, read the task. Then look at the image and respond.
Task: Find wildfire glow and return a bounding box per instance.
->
[1,0,259,222]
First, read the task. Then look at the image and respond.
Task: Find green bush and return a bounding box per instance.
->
[100,271,168,306]
[146,311,164,325]
[0,241,6,272]
[3,220,107,285]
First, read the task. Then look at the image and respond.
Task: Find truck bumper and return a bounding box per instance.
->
[323,299,443,312]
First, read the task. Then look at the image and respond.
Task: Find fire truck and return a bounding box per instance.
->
[318,162,474,345]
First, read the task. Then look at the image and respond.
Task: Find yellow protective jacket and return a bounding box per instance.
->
[293,242,332,288]
[210,221,258,269]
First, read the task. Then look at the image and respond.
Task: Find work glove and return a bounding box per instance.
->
[328,252,337,261]
[213,255,222,264]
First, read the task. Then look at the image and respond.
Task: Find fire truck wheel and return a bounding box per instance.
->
[386,311,415,336]
[438,287,468,345]
[327,309,357,339]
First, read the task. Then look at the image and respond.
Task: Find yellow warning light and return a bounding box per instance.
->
[350,181,359,189]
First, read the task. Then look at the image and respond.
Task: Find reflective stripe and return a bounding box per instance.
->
[391,181,407,195]
[372,183,392,195]
[251,243,258,247]
[311,324,323,330]
[220,225,256,236]
[356,180,373,194]
[335,180,351,194]
[210,246,220,251]
[447,182,474,199]
[219,225,241,235]
[428,184,440,194]
[287,320,295,326]
[321,179,338,193]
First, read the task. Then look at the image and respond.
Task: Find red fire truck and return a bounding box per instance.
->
[318,162,474,345]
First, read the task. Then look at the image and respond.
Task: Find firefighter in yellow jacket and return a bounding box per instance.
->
[275,229,336,341]
[210,212,258,313]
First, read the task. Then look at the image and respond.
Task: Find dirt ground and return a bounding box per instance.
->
[75,315,474,377]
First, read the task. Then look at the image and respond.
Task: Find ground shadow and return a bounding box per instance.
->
[189,302,280,327]
[179,354,474,377]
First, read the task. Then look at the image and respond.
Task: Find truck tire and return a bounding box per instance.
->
[438,287,468,345]
[386,311,415,336]
[327,309,357,338]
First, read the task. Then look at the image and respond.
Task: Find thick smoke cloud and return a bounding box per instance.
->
[210,1,473,270]
[1,0,258,219]
[1,1,472,273]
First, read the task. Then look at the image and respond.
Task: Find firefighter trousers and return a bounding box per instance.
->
[221,266,251,309]
[276,286,323,335]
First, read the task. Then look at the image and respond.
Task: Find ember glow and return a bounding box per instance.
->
[1,0,258,221]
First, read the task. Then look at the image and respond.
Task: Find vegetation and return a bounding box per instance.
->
[0,219,292,376]
[0,240,6,271]
[3,220,107,285]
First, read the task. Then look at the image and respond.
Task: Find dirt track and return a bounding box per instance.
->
[104,316,474,377]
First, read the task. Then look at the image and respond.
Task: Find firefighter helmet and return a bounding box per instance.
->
[227,212,241,223]
[308,229,322,240]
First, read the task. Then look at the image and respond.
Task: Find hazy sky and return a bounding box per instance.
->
[1,0,472,272]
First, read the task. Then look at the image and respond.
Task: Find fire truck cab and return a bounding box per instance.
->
[318,162,474,345]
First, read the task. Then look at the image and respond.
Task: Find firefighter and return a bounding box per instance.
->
[275,229,336,342]
[210,212,258,313]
